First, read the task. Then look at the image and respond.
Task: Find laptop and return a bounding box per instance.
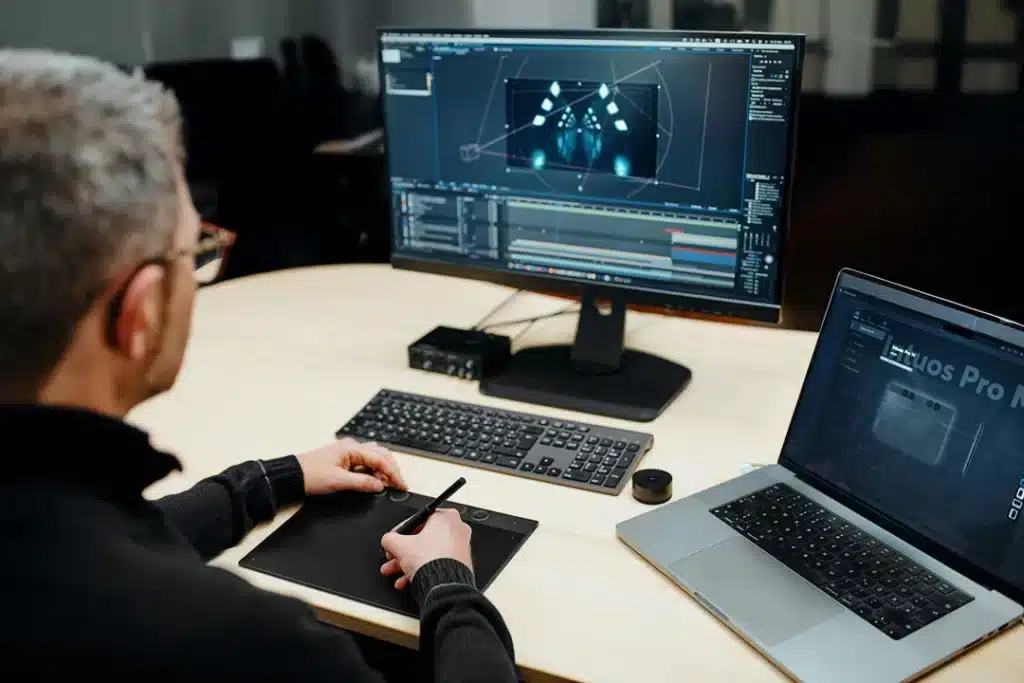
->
[617,269,1024,682]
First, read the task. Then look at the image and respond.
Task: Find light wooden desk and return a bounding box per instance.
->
[131,264,1023,683]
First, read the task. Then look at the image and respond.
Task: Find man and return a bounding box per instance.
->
[0,50,519,682]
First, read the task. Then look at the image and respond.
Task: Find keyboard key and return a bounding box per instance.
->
[627,442,640,452]
[605,474,622,488]
[590,475,606,486]
[548,468,561,477]
[883,624,910,640]
[947,590,972,608]
[497,456,520,468]
[935,582,954,595]
[539,457,554,467]
[563,469,589,483]
[535,466,548,475]
[520,462,534,472]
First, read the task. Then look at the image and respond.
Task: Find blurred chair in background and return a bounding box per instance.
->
[144,54,389,278]
[281,34,390,265]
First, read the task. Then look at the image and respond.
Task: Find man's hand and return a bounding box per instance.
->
[296,438,407,496]
[379,508,473,590]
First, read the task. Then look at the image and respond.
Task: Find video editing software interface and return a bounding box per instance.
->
[784,284,1024,591]
[379,31,800,320]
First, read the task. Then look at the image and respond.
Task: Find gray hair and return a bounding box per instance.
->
[0,49,183,398]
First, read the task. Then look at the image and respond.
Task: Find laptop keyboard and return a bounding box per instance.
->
[710,483,974,640]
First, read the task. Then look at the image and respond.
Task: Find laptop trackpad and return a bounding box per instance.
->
[670,537,842,647]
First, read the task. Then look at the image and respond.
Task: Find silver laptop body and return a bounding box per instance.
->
[618,269,1024,682]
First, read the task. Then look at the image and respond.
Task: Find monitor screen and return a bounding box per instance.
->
[378,30,804,323]
[783,273,1024,596]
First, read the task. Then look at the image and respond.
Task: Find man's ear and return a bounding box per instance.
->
[112,264,167,360]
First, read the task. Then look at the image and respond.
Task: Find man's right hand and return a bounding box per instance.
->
[380,508,473,590]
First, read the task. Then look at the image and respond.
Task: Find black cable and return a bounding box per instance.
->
[480,304,580,334]
[471,290,522,330]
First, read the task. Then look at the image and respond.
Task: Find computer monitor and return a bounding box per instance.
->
[378,28,805,421]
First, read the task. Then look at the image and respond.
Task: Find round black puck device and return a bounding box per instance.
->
[632,469,673,505]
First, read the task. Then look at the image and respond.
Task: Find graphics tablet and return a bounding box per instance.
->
[240,488,538,617]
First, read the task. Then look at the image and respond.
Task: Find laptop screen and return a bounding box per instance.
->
[782,272,1024,595]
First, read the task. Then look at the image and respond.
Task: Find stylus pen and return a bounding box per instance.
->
[395,477,467,535]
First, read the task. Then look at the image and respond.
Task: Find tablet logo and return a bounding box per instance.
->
[1008,476,1024,521]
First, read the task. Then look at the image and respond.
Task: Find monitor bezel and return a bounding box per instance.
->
[377,27,806,325]
[780,267,1024,604]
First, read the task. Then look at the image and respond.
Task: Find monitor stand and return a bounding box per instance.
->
[479,290,692,422]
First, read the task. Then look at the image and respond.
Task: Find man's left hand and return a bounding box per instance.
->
[297,438,408,496]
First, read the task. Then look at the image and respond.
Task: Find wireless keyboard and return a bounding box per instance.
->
[336,389,654,495]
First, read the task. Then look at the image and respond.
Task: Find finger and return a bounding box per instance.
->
[381,452,407,490]
[370,448,406,490]
[380,558,402,576]
[349,448,405,490]
[380,531,408,558]
[425,507,461,529]
[394,574,411,591]
[334,470,385,493]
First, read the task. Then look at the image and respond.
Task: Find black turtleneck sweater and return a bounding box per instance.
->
[0,405,519,682]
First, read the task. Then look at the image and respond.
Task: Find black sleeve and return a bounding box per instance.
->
[153,455,306,561]
[172,566,391,683]
[411,558,520,683]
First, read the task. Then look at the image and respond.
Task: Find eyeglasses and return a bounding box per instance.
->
[104,224,236,344]
[193,225,235,286]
